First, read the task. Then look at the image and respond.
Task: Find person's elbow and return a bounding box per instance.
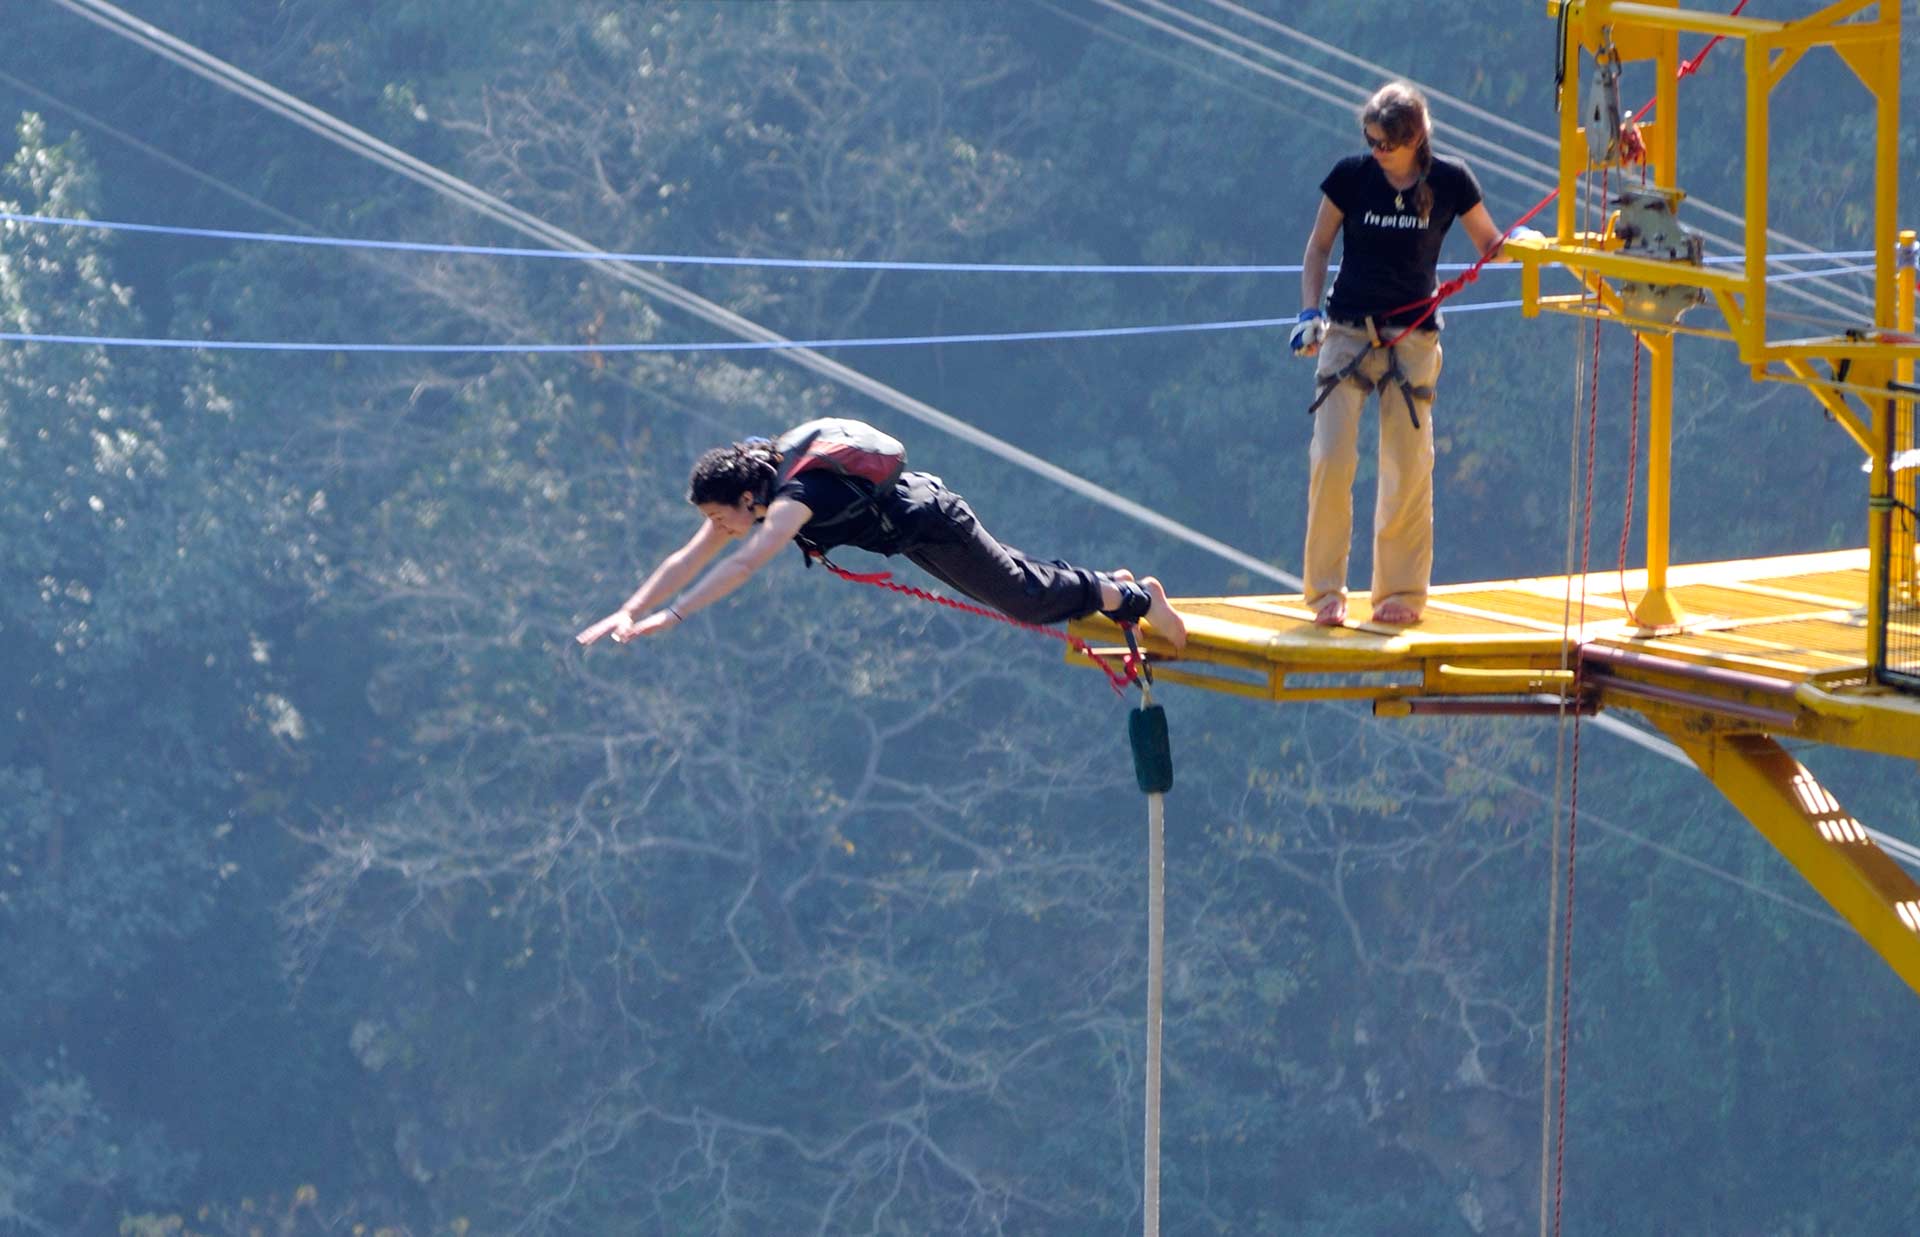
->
[736,524,802,574]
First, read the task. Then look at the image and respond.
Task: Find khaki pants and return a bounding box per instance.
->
[1304,324,1442,615]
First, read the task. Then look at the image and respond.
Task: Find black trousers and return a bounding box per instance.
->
[896,478,1106,625]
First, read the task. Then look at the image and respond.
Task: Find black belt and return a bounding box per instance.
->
[1329,315,1436,333]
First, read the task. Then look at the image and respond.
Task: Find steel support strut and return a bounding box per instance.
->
[1661,728,1920,996]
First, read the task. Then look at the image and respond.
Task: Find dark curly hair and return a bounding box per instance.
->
[687,440,784,507]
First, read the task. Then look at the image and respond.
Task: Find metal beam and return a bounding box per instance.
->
[1662,729,1920,997]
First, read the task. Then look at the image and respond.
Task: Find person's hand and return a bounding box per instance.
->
[576,610,639,646]
[1496,226,1546,258]
[1289,307,1327,357]
[611,610,679,643]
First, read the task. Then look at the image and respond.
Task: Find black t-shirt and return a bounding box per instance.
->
[1320,154,1483,328]
[775,469,910,554]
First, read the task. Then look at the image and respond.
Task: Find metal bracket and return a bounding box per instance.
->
[1583,34,1626,164]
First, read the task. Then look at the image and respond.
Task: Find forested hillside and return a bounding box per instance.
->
[3,3,1917,1234]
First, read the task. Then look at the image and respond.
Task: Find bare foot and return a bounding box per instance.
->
[1312,595,1347,627]
[1111,568,1135,583]
[1139,576,1187,651]
[1370,600,1422,625]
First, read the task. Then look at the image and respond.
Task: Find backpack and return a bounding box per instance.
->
[772,418,907,494]
[765,419,909,558]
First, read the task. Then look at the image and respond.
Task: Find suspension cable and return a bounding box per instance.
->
[1076,0,1875,317]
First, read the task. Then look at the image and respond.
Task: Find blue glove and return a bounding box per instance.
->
[1289,307,1327,357]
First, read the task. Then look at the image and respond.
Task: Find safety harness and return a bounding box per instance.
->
[1306,316,1435,429]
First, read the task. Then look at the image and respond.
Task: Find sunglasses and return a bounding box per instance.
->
[1363,131,1404,153]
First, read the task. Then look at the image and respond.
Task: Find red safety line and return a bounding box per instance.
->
[815,556,1143,695]
[1544,21,1752,1202]
[1553,172,1606,1237]
[1376,187,1558,347]
[1631,0,1752,124]
[1551,658,1589,1237]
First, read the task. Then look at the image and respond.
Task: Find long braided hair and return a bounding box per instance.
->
[686,438,784,507]
[1362,80,1434,222]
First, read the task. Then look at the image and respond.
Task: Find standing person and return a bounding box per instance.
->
[1289,81,1504,627]
[576,418,1187,652]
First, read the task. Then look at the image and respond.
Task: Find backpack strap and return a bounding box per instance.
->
[763,427,824,503]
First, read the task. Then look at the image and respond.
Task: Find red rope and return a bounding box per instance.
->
[1630,0,1752,124]
[1377,187,1559,347]
[1552,173,1606,1235]
[815,557,1143,695]
[1552,664,1589,1237]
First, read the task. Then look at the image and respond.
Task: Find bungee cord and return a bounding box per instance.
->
[1076,0,1879,319]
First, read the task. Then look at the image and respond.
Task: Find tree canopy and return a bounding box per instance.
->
[2,4,1916,1235]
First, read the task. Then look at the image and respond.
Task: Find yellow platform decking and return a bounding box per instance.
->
[1072,547,1920,761]
[1060,0,1920,1014]
[1072,546,1920,995]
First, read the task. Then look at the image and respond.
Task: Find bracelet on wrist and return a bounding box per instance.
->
[665,605,684,622]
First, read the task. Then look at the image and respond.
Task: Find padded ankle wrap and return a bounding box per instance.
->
[1102,581,1153,624]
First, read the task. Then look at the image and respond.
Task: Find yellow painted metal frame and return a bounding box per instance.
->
[1894,237,1918,684]
[1071,547,1920,995]
[1526,0,1919,991]
[1521,0,1909,635]
[1074,4,1920,995]
[1528,0,1920,993]
[1661,731,1920,994]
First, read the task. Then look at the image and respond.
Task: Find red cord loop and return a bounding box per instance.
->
[815,555,1143,695]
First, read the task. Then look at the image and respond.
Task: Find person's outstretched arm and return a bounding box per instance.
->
[575,498,812,645]
[576,519,729,645]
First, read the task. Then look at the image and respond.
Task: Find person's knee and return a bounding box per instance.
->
[998,593,1061,624]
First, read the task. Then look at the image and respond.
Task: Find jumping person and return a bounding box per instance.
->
[576,418,1187,652]
[1289,81,1505,628]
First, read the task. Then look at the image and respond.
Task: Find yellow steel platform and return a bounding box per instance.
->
[1070,546,1920,762]
[1073,547,1920,996]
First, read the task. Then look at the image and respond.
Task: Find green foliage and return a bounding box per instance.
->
[3,4,1918,1234]
[0,1061,194,1231]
